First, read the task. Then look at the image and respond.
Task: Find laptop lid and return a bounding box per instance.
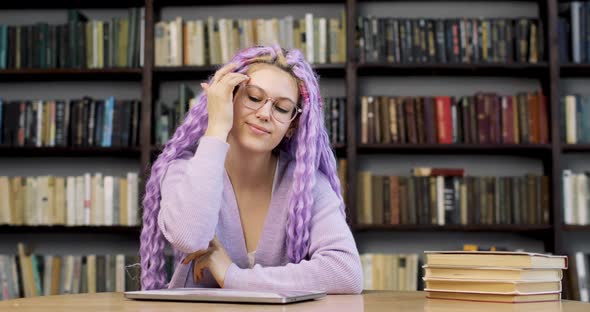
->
[124,288,327,304]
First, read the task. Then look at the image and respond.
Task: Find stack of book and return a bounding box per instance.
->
[424,251,568,303]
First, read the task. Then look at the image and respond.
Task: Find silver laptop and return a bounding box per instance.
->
[124,288,327,304]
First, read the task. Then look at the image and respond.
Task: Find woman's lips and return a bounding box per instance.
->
[247,123,270,134]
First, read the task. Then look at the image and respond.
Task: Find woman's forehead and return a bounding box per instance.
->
[247,65,299,101]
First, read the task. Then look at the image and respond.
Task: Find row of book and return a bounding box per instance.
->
[152,83,195,146]
[323,97,346,145]
[562,95,590,144]
[356,168,550,226]
[152,93,346,146]
[155,13,346,67]
[360,92,549,145]
[559,1,590,64]
[0,8,144,70]
[568,252,589,302]
[0,97,141,148]
[4,92,587,148]
[563,170,590,226]
[424,251,567,303]
[357,17,543,64]
[10,8,590,68]
[0,243,169,300]
[360,253,419,291]
[0,92,584,149]
[0,173,140,227]
[337,158,347,204]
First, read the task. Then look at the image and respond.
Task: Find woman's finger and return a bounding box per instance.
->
[181,250,206,265]
[221,75,250,92]
[210,236,221,247]
[212,62,238,84]
[193,250,213,283]
[182,247,213,265]
[218,72,249,86]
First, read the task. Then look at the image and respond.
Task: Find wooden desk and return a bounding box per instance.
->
[1,291,589,312]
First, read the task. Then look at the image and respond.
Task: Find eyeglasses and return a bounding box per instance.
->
[238,83,302,124]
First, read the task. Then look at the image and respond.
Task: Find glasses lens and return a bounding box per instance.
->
[272,99,297,123]
[243,86,266,110]
[243,85,299,123]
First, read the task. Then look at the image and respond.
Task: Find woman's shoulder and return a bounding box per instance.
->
[159,151,193,185]
[157,149,195,186]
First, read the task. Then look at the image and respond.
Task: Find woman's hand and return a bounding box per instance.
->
[202,62,250,141]
[181,236,233,288]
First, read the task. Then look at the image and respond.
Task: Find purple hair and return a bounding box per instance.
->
[139,45,345,290]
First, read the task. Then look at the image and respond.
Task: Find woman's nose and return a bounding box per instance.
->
[255,99,273,121]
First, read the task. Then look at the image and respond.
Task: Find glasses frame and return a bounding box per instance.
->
[238,83,302,124]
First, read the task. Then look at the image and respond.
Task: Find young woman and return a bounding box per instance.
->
[139,45,363,294]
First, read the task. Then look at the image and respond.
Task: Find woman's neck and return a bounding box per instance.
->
[224,140,278,192]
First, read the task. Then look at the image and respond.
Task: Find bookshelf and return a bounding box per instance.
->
[563,225,590,232]
[562,144,590,152]
[0,69,143,82]
[153,64,347,79]
[356,62,550,77]
[0,1,145,10]
[352,224,553,232]
[357,143,553,156]
[0,225,141,234]
[0,146,142,158]
[1,0,590,300]
[560,63,590,76]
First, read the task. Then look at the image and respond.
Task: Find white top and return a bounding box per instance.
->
[247,251,256,268]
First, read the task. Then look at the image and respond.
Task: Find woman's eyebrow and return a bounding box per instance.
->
[249,83,297,103]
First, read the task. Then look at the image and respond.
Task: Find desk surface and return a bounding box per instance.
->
[1,291,589,312]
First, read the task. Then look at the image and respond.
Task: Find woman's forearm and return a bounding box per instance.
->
[158,136,229,254]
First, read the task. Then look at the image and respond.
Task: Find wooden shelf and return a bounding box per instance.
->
[154,64,346,80]
[356,62,549,77]
[0,225,141,234]
[563,225,590,232]
[151,145,164,153]
[352,224,553,232]
[357,143,552,157]
[151,143,346,154]
[560,63,590,77]
[562,144,590,153]
[0,0,145,8]
[360,0,542,2]
[0,146,141,158]
[155,0,344,7]
[156,0,543,5]
[0,68,142,82]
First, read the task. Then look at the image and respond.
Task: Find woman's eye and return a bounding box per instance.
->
[275,106,290,114]
[248,96,262,102]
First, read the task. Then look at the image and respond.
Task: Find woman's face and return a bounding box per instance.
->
[230,64,300,154]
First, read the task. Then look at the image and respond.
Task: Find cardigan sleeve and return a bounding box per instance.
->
[222,172,364,294]
[157,136,229,254]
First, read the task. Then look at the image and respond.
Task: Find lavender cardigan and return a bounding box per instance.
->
[157,136,363,294]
